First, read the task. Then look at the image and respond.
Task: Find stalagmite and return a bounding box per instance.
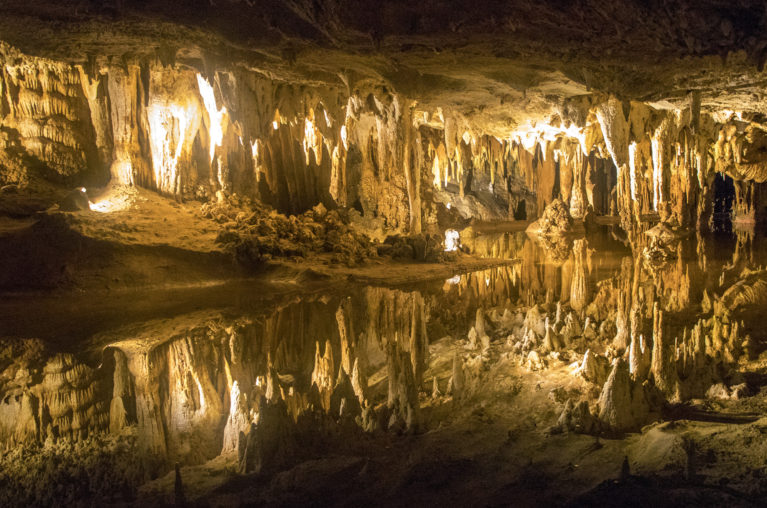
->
[449,354,465,398]
[597,358,649,431]
[579,349,609,385]
[475,308,487,339]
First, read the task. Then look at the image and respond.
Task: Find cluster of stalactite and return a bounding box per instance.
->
[575,96,767,231]
[0,44,107,187]
[414,102,628,226]
[445,230,760,433]
[418,97,767,232]
[7,40,767,236]
[435,233,617,335]
[0,44,423,233]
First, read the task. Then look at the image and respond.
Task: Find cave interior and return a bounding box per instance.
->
[4,1,767,507]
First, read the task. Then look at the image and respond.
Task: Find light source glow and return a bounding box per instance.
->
[511,120,587,154]
[196,74,226,162]
[89,185,138,213]
[340,125,348,150]
[147,102,193,195]
[444,229,460,252]
[303,117,322,165]
[432,155,441,187]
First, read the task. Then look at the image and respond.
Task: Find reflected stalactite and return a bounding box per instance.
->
[4,287,436,465]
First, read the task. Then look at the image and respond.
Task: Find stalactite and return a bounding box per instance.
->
[402,102,422,233]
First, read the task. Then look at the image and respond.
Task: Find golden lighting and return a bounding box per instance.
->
[445,274,461,285]
[628,141,638,200]
[432,155,441,187]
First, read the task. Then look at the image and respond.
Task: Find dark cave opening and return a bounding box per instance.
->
[712,173,735,232]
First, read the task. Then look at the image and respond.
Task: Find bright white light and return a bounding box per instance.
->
[651,135,662,210]
[147,102,193,195]
[196,74,226,162]
[432,155,441,187]
[340,125,348,150]
[89,185,137,213]
[485,276,491,287]
[303,117,321,164]
[272,120,279,130]
[80,187,87,193]
[446,202,451,210]
[510,120,587,154]
[446,275,461,285]
[444,229,460,252]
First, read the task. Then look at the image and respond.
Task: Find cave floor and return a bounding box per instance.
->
[0,187,521,293]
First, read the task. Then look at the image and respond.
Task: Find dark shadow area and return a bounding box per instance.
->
[712,173,735,232]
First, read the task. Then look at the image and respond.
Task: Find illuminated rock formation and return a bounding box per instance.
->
[5,1,767,505]
[597,358,649,431]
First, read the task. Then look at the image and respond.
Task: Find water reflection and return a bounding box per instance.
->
[2,226,767,500]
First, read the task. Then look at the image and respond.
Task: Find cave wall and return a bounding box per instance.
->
[0,44,423,233]
[0,44,108,188]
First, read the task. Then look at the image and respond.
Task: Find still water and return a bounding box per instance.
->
[1,226,765,504]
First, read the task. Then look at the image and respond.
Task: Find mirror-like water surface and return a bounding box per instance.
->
[3,227,767,506]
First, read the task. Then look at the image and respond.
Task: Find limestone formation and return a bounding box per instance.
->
[5,1,767,505]
[526,199,575,237]
[597,359,649,432]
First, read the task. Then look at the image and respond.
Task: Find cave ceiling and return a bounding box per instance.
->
[3,0,767,138]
